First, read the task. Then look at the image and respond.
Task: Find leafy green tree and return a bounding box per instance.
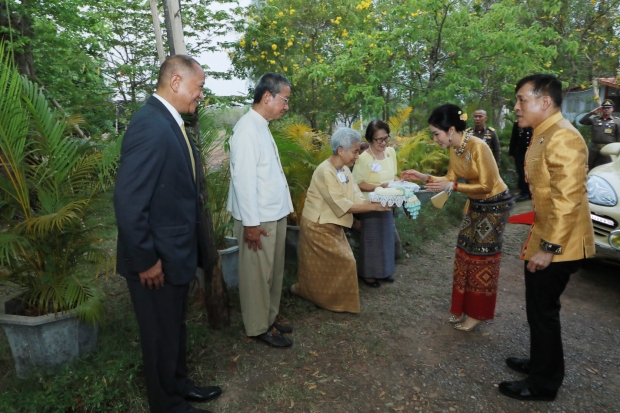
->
[227,0,369,130]
[1,0,235,134]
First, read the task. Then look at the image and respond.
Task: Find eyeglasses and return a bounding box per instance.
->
[274,94,290,104]
[373,136,390,144]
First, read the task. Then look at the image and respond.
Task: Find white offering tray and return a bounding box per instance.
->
[368,181,420,207]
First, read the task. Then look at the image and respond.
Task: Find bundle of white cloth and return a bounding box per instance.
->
[369,181,421,219]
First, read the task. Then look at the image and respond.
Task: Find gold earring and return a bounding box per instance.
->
[449,132,453,143]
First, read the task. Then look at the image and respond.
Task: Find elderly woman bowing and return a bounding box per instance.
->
[291,128,392,313]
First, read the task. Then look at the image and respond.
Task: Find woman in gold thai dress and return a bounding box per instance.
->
[402,104,513,331]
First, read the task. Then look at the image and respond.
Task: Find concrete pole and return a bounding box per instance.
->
[149,0,165,64]
[165,0,187,56]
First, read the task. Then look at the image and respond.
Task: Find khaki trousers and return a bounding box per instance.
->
[234,217,287,336]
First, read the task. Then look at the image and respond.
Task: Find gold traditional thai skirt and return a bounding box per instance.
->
[297,216,360,313]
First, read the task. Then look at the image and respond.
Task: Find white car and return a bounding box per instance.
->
[587,142,620,262]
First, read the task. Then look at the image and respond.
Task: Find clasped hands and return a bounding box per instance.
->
[400,169,453,192]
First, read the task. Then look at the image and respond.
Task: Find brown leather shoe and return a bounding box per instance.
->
[253,328,292,348]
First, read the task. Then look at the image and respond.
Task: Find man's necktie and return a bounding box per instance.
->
[180,124,196,182]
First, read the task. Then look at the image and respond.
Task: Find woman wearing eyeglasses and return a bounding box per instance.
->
[352,120,399,287]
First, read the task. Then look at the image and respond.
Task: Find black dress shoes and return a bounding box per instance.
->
[184,385,222,402]
[358,276,380,288]
[271,321,293,334]
[506,357,530,374]
[185,407,212,413]
[498,380,557,401]
[254,328,292,348]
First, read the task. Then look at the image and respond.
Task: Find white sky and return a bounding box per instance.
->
[199,0,250,96]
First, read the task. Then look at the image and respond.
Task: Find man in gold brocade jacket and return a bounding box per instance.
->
[498,74,595,402]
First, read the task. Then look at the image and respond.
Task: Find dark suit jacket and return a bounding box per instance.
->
[114,96,207,285]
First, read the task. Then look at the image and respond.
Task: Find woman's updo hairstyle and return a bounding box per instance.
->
[427,104,467,132]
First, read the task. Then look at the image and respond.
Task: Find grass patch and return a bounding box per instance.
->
[0,187,469,412]
[0,294,148,413]
[396,191,467,253]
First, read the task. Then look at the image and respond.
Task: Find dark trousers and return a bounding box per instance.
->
[127,278,194,413]
[524,260,580,391]
[588,145,612,170]
[514,153,529,196]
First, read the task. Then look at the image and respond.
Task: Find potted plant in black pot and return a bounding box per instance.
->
[0,44,117,378]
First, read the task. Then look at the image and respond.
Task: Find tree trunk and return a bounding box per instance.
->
[0,1,36,78]
[149,0,165,64]
[164,0,187,56]
[162,0,175,55]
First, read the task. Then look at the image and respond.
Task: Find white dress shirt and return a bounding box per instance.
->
[152,93,183,126]
[227,108,294,226]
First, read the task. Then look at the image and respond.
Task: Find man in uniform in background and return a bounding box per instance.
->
[466,109,501,166]
[578,99,620,169]
[509,123,533,202]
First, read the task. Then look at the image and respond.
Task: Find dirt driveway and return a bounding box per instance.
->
[2,201,618,413]
[202,205,620,413]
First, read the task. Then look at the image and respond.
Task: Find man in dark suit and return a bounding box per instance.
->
[508,123,532,202]
[114,55,221,413]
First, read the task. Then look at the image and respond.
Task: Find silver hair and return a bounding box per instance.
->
[331,127,361,155]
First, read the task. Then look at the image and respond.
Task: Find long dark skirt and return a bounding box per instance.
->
[450,190,513,320]
[358,210,395,280]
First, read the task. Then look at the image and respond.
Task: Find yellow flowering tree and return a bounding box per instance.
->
[227,0,368,130]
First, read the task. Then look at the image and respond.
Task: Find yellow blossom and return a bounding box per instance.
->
[252,41,258,47]
[307,58,311,62]
[272,44,278,50]
[287,41,293,47]
[269,60,276,64]
[284,67,288,72]
[290,9,295,15]
[274,51,279,56]
[347,40,353,45]
[277,11,284,17]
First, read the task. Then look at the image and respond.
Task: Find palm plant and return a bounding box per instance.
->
[0,43,117,323]
[275,123,330,225]
[396,130,450,175]
[193,106,234,250]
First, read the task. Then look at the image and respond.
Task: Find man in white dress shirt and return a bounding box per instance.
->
[227,73,294,348]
